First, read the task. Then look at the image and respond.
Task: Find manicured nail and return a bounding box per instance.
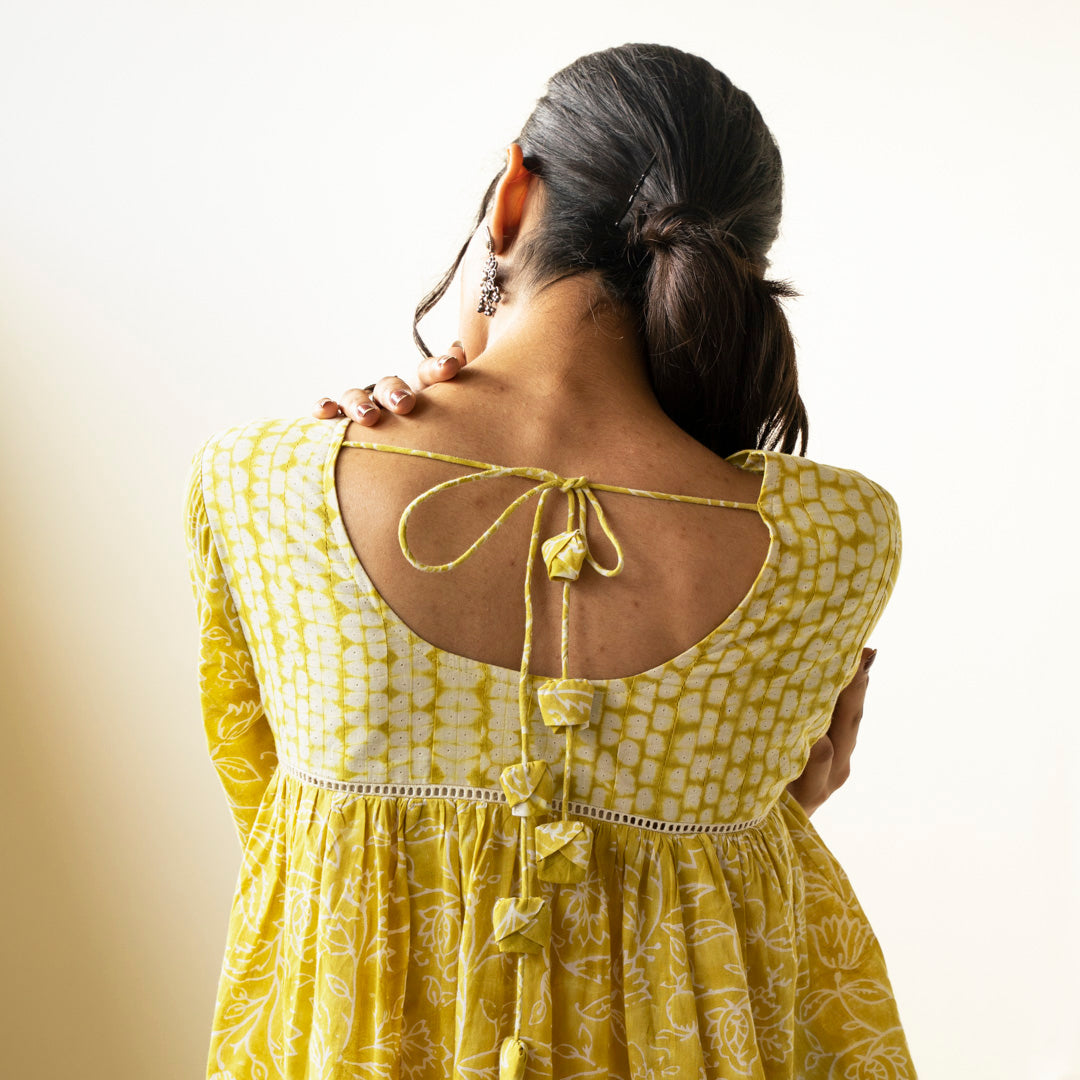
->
[316,396,333,409]
[389,389,412,406]
[864,650,878,671]
[438,355,457,369]
[358,403,378,417]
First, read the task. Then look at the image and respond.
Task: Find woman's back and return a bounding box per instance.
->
[184,408,911,1078]
[332,381,772,680]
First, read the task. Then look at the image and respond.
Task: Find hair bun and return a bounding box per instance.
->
[632,203,704,250]
[632,203,752,265]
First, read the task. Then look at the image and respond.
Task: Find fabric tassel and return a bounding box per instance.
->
[538,677,595,729]
[493,895,551,954]
[535,819,594,883]
[500,759,554,817]
[499,1035,528,1080]
[541,528,588,580]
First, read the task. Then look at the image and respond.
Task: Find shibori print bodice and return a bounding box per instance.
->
[337,435,772,1076]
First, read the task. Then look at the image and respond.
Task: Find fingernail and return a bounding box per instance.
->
[451,340,462,348]
[389,389,412,406]
[438,355,457,369]
[316,396,333,409]
[358,403,378,417]
[864,650,878,671]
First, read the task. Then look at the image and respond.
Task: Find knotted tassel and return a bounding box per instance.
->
[538,677,595,729]
[499,1035,528,1080]
[541,528,588,581]
[535,819,594,883]
[493,896,551,954]
[500,759,554,818]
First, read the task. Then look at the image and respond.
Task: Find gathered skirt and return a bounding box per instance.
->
[205,766,916,1080]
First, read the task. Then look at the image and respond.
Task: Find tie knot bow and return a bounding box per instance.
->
[558,475,590,492]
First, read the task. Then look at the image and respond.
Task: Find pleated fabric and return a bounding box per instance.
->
[205,772,910,1079]
[184,414,916,1079]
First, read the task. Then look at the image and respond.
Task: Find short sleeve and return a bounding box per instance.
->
[838,474,903,686]
[183,439,278,850]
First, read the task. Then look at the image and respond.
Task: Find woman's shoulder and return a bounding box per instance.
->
[758,449,902,601]
[733,446,900,529]
[187,416,346,516]
[190,414,342,467]
[727,447,902,600]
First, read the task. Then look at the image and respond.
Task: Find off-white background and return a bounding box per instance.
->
[1,1,1077,1077]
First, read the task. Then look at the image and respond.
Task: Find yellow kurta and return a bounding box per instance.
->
[184,414,915,1080]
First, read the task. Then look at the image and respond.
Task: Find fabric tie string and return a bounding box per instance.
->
[392,461,620,1066]
[339,436,763,1073]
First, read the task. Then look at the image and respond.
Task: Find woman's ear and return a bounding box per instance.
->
[489,143,533,254]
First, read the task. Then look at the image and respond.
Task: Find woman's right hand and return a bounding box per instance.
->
[311,342,467,425]
[786,647,877,817]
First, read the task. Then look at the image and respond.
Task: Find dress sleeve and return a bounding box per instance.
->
[838,474,903,687]
[183,440,278,850]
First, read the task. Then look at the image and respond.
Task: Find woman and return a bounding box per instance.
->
[185,43,913,1080]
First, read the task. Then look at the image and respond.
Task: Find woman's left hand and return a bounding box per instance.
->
[786,647,876,817]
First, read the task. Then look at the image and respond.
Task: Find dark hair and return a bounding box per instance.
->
[413,43,809,458]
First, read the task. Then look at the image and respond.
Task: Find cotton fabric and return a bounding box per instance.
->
[184,414,916,1079]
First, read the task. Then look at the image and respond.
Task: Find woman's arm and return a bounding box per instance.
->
[184,441,278,849]
[785,648,876,816]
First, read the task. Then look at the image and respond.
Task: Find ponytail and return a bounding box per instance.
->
[633,204,808,457]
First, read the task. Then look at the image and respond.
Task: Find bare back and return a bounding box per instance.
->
[333,388,771,680]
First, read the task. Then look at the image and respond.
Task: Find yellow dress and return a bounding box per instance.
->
[184,414,915,1080]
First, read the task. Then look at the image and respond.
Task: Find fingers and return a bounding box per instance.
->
[828,692,862,768]
[416,340,466,389]
[363,375,418,416]
[832,649,873,720]
[310,376,417,426]
[834,648,877,720]
[786,735,835,817]
[311,390,379,424]
[309,340,465,425]
[826,649,877,794]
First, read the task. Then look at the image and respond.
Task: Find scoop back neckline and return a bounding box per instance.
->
[322,416,780,686]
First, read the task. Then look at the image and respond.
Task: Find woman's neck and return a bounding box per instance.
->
[459,275,663,422]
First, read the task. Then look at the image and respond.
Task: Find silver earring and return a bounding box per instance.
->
[477,226,501,316]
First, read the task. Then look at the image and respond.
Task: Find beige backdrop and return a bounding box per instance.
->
[2,1,1077,1077]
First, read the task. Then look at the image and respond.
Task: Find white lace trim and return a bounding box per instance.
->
[278,759,768,835]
